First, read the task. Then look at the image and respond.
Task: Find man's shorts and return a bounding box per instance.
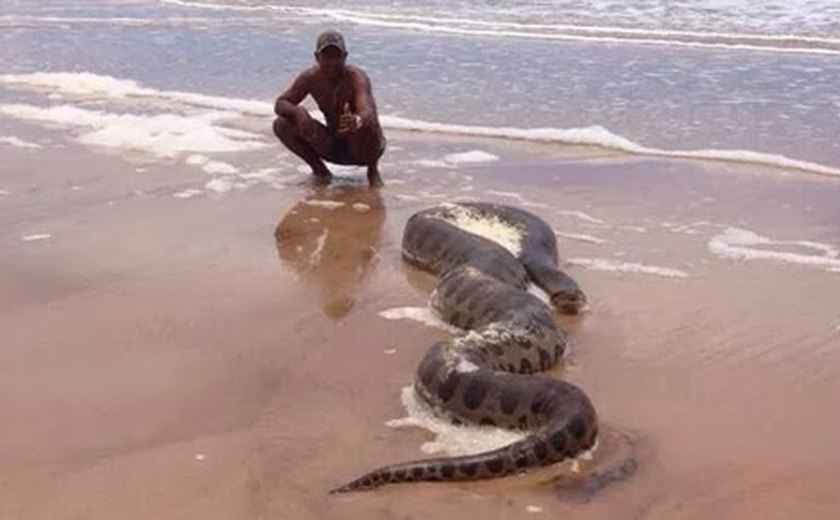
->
[326,132,386,166]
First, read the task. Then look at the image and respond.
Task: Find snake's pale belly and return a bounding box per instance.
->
[331,203,598,492]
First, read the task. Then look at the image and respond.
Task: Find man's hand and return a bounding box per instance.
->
[338,103,361,137]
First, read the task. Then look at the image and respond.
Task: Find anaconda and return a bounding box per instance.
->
[331,202,598,492]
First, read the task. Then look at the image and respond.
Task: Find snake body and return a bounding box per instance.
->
[331,202,598,492]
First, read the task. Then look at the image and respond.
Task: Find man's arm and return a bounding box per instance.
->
[351,70,377,128]
[274,71,310,118]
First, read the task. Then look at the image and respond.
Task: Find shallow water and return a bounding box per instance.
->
[2,0,840,171]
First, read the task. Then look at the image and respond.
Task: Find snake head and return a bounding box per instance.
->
[551,289,588,315]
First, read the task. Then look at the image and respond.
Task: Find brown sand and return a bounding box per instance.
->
[2,140,840,519]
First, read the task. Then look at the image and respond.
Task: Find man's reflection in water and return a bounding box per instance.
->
[275,186,385,319]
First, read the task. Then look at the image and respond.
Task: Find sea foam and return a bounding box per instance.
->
[709,227,840,271]
[2,71,840,177]
[568,257,689,278]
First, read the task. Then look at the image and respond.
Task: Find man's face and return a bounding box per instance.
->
[316,46,346,80]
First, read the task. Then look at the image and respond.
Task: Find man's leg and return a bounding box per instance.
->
[348,124,386,187]
[272,107,333,182]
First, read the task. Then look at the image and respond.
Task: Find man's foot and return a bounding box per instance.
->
[312,164,333,185]
[367,167,383,187]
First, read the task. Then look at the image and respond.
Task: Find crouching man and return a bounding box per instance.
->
[273,30,386,187]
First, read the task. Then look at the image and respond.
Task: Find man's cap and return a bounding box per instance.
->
[315,30,347,54]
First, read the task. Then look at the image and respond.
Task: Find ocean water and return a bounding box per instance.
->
[1,0,840,176]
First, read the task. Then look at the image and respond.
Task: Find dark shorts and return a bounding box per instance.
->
[326,132,387,166]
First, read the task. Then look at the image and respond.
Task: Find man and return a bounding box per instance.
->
[273,30,386,187]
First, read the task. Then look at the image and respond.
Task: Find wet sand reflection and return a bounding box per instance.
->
[275,186,385,319]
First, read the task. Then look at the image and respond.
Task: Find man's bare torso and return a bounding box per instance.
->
[298,65,377,134]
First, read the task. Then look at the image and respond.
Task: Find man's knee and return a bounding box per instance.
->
[273,116,292,139]
[350,127,385,163]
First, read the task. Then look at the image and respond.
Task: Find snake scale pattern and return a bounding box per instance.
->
[331,202,598,492]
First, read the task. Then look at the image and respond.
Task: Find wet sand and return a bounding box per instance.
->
[2,138,840,519]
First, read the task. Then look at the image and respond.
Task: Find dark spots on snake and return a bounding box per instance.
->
[450,417,464,426]
[538,348,551,370]
[466,298,479,313]
[450,310,463,326]
[517,415,529,428]
[394,469,406,480]
[441,464,456,478]
[554,339,565,358]
[491,343,505,357]
[569,415,587,441]
[485,458,505,474]
[412,467,424,479]
[419,357,443,387]
[459,461,479,477]
[533,440,549,461]
[549,430,568,453]
[520,358,533,374]
[500,388,520,415]
[480,417,496,426]
[361,477,372,487]
[514,453,530,468]
[530,390,554,415]
[507,363,516,372]
[463,379,489,410]
[515,336,532,350]
[437,372,461,402]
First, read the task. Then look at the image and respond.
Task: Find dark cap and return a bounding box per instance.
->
[315,30,347,54]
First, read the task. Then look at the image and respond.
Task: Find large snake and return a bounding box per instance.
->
[331,202,598,492]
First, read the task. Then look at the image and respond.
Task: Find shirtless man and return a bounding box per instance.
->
[273,30,386,187]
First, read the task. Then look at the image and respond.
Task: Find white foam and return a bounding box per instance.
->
[438,203,524,256]
[352,202,371,212]
[413,159,456,169]
[557,210,605,225]
[173,188,203,199]
[554,229,607,244]
[618,225,648,233]
[162,0,840,56]
[4,71,839,177]
[0,15,249,29]
[0,72,157,98]
[709,227,840,271]
[22,234,51,242]
[185,154,210,166]
[239,167,282,182]
[200,160,238,175]
[568,257,689,278]
[378,306,457,332]
[204,177,234,194]
[304,200,345,210]
[386,386,526,456]
[444,150,499,164]
[0,135,41,149]
[485,190,548,209]
[380,115,840,178]
[526,506,544,514]
[0,104,267,158]
[456,359,481,373]
[0,72,270,114]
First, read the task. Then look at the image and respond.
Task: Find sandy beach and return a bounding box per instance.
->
[2,129,840,518]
